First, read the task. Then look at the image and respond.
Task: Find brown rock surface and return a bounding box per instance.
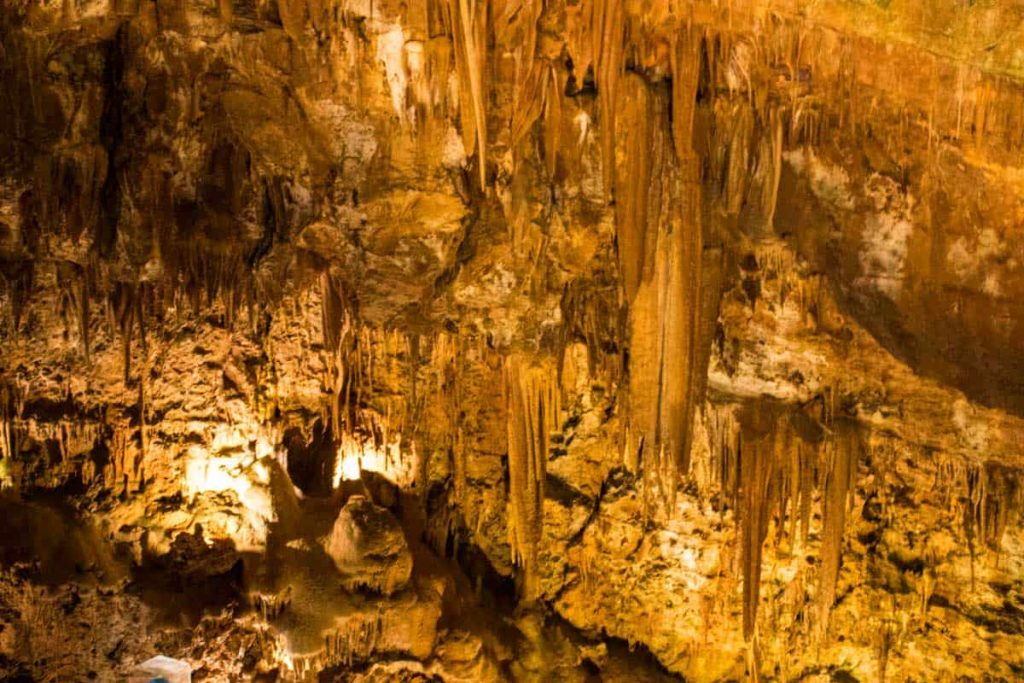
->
[1,0,1023,681]
[325,494,413,595]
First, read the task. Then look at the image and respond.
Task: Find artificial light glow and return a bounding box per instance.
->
[331,434,417,489]
[180,425,287,552]
[337,450,362,482]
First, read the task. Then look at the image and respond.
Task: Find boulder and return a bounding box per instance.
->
[325,495,413,595]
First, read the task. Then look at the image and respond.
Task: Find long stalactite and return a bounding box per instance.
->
[617,34,709,480]
[504,354,560,600]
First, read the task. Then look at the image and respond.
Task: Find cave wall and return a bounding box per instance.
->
[1,0,1023,680]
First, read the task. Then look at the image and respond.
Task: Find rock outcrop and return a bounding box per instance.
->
[325,495,413,595]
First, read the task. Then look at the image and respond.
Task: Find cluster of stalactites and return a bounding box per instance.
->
[307,612,384,672]
[616,34,712,490]
[706,401,857,644]
[20,249,268,404]
[0,378,144,496]
[0,382,26,489]
[319,276,431,486]
[966,461,1023,559]
[317,289,497,500]
[503,354,560,600]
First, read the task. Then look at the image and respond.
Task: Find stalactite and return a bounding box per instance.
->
[320,271,357,442]
[703,402,740,502]
[444,0,488,189]
[216,0,232,22]
[135,291,148,467]
[761,107,784,229]
[277,0,307,40]
[696,243,724,400]
[671,29,701,162]
[560,275,621,388]
[137,353,148,469]
[319,611,384,668]
[504,28,567,258]
[429,332,466,505]
[108,283,135,383]
[509,60,549,160]
[614,74,654,304]
[815,419,858,640]
[504,354,560,600]
[503,0,544,152]
[716,98,755,217]
[640,440,679,524]
[797,435,815,548]
[667,154,708,478]
[618,48,708,481]
[592,0,624,198]
[738,403,778,641]
[542,64,562,179]
[0,382,26,489]
[966,461,1023,560]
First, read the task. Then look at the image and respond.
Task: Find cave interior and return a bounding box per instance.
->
[1,1,1024,681]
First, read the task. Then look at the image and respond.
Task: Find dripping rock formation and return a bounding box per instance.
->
[2,0,1024,681]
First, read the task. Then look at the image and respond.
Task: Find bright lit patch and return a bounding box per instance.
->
[181,429,284,552]
[377,23,407,119]
[332,434,417,489]
[337,449,362,483]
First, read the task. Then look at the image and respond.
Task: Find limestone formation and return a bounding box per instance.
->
[325,495,413,596]
[1,0,1024,681]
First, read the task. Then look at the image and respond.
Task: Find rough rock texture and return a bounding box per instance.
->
[1,0,1024,681]
[325,494,413,595]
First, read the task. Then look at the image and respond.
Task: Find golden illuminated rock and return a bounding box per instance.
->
[325,494,413,596]
[1,0,1023,681]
